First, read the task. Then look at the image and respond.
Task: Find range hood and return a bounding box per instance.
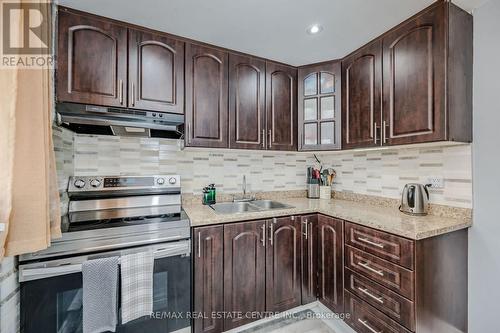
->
[56,103,184,138]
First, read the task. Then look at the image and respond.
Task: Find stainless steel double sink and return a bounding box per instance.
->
[210,200,294,214]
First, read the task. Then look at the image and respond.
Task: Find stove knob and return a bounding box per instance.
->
[90,179,101,188]
[74,179,85,189]
[157,178,165,185]
[168,177,177,185]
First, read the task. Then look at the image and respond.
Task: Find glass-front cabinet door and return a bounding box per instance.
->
[298,61,341,150]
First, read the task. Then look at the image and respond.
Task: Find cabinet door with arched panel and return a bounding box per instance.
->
[229,54,266,149]
[298,61,341,151]
[185,43,229,148]
[341,40,383,149]
[266,62,297,151]
[128,29,184,113]
[382,2,445,145]
[57,9,128,107]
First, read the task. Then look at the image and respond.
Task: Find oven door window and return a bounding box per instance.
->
[20,255,190,333]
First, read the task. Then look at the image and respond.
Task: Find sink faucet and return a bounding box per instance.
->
[233,175,255,202]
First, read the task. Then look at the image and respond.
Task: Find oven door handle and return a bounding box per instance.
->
[22,264,83,279]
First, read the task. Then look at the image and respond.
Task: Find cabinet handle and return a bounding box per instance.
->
[358,319,382,333]
[269,218,276,245]
[197,232,201,258]
[357,287,384,304]
[268,130,272,149]
[262,129,266,149]
[374,122,380,144]
[383,120,388,144]
[131,82,135,107]
[187,123,191,144]
[358,261,384,276]
[119,80,123,105]
[261,224,266,247]
[357,237,384,249]
[302,220,308,239]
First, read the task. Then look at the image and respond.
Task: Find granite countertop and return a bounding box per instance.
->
[183,197,472,240]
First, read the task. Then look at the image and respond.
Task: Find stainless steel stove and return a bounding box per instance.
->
[19,175,191,333]
[20,175,190,261]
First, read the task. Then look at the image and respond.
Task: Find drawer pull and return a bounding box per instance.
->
[358,319,382,333]
[358,287,384,304]
[358,237,384,249]
[358,261,384,276]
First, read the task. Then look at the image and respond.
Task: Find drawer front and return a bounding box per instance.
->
[345,222,415,270]
[345,291,412,333]
[345,246,414,300]
[345,269,415,331]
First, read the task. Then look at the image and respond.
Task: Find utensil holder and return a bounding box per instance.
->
[307,184,320,199]
[319,186,331,199]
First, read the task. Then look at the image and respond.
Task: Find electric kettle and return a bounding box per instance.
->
[400,183,431,215]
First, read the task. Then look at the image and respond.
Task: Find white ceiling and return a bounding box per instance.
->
[58,0,485,66]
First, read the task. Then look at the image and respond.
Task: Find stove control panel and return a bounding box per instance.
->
[68,175,181,193]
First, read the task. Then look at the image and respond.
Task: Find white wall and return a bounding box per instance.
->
[470,0,500,331]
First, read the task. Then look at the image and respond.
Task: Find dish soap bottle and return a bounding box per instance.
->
[202,184,217,205]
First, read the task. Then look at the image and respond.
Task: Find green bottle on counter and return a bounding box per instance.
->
[202,184,216,205]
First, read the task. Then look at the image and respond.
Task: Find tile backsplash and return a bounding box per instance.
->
[317,144,472,208]
[71,133,313,195]
[54,127,472,208]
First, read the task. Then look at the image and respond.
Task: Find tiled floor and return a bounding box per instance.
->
[226,303,355,333]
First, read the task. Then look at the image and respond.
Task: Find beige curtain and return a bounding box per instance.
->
[0,0,61,259]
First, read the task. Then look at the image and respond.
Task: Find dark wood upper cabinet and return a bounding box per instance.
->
[298,62,342,151]
[341,40,382,150]
[57,9,127,107]
[382,1,472,145]
[185,43,229,148]
[128,29,184,113]
[318,215,344,313]
[223,221,266,330]
[266,62,298,151]
[300,214,318,304]
[382,2,445,145]
[193,225,224,333]
[266,216,301,312]
[341,1,472,149]
[229,54,266,149]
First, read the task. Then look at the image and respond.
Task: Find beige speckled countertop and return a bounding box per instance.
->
[183,197,472,240]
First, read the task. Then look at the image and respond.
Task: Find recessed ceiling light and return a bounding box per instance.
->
[307,24,323,35]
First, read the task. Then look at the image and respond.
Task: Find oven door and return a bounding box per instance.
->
[19,240,191,333]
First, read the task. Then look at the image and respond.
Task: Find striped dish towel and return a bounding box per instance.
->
[120,251,155,324]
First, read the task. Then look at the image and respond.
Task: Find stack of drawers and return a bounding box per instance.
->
[343,222,415,333]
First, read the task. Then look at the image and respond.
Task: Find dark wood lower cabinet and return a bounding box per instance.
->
[317,215,344,313]
[266,216,302,312]
[344,268,415,331]
[344,225,467,333]
[345,245,414,300]
[192,216,467,333]
[193,226,224,333]
[223,221,266,330]
[300,214,318,304]
[344,291,412,333]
